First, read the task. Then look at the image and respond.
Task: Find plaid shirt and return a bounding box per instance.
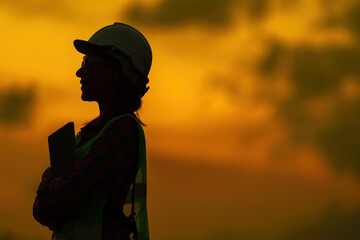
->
[33,116,139,240]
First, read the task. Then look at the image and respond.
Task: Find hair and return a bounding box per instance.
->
[114,68,146,126]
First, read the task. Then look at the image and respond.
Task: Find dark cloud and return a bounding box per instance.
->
[260,42,360,96]
[258,41,284,76]
[124,0,270,28]
[125,0,235,27]
[0,0,74,20]
[279,0,300,8]
[290,47,360,98]
[258,39,360,177]
[205,76,240,100]
[345,1,360,39]
[283,46,360,176]
[315,99,360,176]
[281,204,360,239]
[319,1,360,42]
[258,2,360,178]
[258,0,360,177]
[0,230,16,240]
[0,85,36,125]
[246,0,269,20]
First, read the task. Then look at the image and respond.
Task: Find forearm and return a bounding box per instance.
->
[33,179,86,230]
[33,195,63,231]
[34,117,138,217]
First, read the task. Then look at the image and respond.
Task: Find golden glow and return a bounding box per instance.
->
[1,0,360,239]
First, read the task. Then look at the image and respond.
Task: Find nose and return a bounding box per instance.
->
[76,67,84,78]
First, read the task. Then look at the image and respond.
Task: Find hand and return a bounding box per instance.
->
[41,167,54,181]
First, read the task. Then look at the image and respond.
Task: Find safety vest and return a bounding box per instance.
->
[52,114,149,240]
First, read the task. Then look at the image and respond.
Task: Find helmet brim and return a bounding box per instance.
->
[73,39,102,55]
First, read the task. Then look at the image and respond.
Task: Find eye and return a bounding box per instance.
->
[81,59,88,68]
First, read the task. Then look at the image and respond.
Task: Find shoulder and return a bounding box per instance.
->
[105,115,139,136]
[89,115,139,151]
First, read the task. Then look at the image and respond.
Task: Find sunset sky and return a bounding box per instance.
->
[1,0,360,239]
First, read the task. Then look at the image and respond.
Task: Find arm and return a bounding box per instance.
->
[33,116,139,229]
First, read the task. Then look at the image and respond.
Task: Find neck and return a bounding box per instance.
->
[97,89,127,121]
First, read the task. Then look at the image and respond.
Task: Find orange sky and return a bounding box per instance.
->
[1,0,360,239]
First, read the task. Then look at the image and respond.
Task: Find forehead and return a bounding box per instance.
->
[83,48,117,65]
[82,53,108,68]
[83,48,104,59]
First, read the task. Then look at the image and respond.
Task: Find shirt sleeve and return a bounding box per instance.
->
[33,116,139,229]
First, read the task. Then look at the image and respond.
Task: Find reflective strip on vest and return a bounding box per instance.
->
[125,183,146,204]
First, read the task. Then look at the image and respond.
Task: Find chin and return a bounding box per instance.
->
[81,93,95,102]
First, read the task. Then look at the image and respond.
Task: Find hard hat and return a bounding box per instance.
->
[74,22,152,97]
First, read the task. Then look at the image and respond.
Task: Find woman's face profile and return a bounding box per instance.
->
[76,49,115,102]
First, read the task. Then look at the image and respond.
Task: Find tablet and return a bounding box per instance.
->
[48,122,77,177]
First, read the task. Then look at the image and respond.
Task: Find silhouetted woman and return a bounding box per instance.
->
[33,23,151,240]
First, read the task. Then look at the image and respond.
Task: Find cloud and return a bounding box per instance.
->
[290,47,360,98]
[346,1,360,39]
[124,0,270,28]
[0,0,74,20]
[258,39,360,177]
[319,0,360,41]
[125,0,234,27]
[279,0,300,8]
[245,0,269,20]
[258,41,284,76]
[259,41,360,96]
[0,230,16,240]
[255,0,360,178]
[282,46,360,176]
[281,204,360,239]
[205,75,240,100]
[0,85,36,125]
[315,100,360,176]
